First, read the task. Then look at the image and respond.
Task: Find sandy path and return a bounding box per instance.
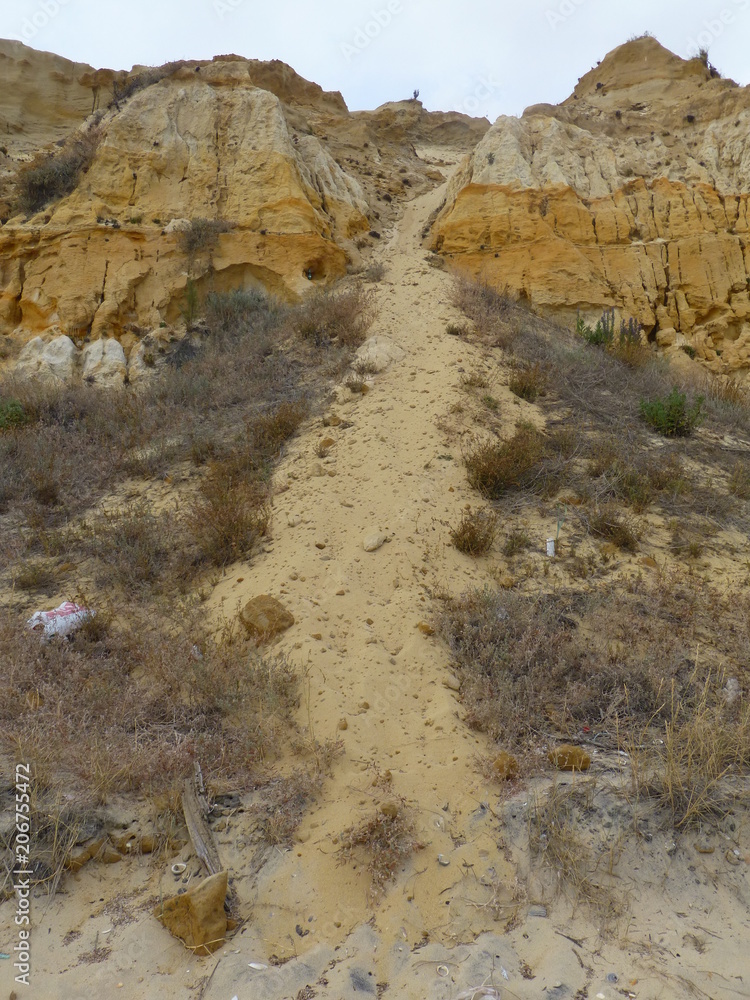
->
[206,162,510,960]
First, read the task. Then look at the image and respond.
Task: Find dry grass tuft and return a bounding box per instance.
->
[465,424,546,498]
[291,286,375,348]
[451,278,519,348]
[450,507,498,555]
[508,361,548,402]
[529,780,624,920]
[628,674,750,828]
[338,797,421,898]
[586,504,640,551]
[0,608,300,802]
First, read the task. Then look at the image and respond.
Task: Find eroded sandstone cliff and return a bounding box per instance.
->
[431,36,750,373]
[0,44,486,381]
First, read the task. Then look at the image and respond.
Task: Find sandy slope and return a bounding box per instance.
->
[3,152,750,1000]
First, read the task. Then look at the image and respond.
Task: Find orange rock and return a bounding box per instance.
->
[491,751,519,780]
[240,595,295,640]
[154,871,228,956]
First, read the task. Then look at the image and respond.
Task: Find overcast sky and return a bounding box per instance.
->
[3,0,749,120]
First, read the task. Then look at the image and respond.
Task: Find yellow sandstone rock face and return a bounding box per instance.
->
[0,58,368,358]
[431,37,750,374]
[0,46,487,380]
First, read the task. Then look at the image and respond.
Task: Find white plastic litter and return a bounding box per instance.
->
[26,602,95,639]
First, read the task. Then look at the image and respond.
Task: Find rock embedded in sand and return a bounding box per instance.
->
[240,595,295,640]
[548,744,591,772]
[153,870,228,956]
[363,531,387,552]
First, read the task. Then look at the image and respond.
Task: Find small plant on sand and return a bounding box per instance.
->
[640,387,704,437]
[465,424,546,498]
[338,798,421,898]
[508,361,547,402]
[728,460,750,499]
[502,528,531,557]
[450,507,498,555]
[586,504,640,551]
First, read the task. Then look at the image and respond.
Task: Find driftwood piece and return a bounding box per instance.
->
[181,763,239,914]
[182,763,221,876]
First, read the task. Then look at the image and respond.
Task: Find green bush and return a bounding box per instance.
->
[0,398,28,430]
[577,309,615,347]
[640,388,704,437]
[577,310,644,353]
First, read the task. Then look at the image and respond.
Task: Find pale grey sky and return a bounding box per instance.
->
[3,0,749,120]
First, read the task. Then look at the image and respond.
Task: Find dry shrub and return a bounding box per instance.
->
[111,61,187,104]
[15,125,102,214]
[728,460,750,499]
[291,286,375,347]
[12,561,59,593]
[82,502,176,592]
[0,607,299,802]
[508,361,548,402]
[436,581,710,745]
[178,218,235,265]
[451,278,518,347]
[338,798,421,898]
[253,740,343,847]
[586,504,639,551]
[450,507,498,555]
[465,424,546,498]
[629,675,750,827]
[445,321,471,338]
[249,399,309,459]
[204,288,279,339]
[529,781,623,920]
[186,466,270,567]
[362,262,386,282]
[579,435,693,515]
[502,528,531,556]
[609,337,652,368]
[0,797,100,899]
